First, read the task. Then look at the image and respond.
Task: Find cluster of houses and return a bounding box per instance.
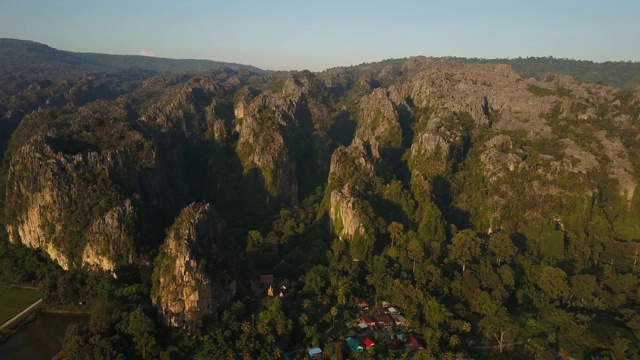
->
[254,273,428,358]
[308,333,423,358]
[307,300,424,358]
[356,300,407,330]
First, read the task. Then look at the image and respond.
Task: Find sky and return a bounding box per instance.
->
[1,0,639,71]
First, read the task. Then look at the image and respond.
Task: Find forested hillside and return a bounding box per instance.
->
[0,38,262,85]
[466,56,640,89]
[1,44,640,359]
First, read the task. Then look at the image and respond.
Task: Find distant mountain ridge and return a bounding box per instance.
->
[464,56,640,89]
[334,56,640,89]
[3,38,640,89]
[0,38,263,77]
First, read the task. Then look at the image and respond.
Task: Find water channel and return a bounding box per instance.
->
[0,312,89,360]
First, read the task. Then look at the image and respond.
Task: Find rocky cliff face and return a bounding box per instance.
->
[329,185,367,240]
[326,138,375,240]
[5,128,142,271]
[3,99,174,272]
[2,58,640,335]
[314,57,640,248]
[2,71,251,275]
[409,112,471,178]
[141,77,225,138]
[151,202,228,328]
[233,84,316,206]
[81,199,136,272]
[354,88,403,160]
[389,58,640,236]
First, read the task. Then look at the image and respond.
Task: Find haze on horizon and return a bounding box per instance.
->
[1,0,639,71]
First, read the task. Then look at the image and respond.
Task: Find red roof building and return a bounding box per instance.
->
[407,335,424,351]
[363,337,375,348]
[374,314,394,328]
[361,315,376,327]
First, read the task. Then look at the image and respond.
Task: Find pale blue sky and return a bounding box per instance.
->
[1,0,638,70]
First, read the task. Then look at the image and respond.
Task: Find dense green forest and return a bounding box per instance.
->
[1,41,640,359]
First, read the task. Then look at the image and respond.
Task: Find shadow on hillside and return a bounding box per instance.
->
[328,110,356,147]
[432,175,471,231]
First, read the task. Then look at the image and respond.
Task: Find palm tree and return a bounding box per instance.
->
[330,307,338,327]
[299,314,309,327]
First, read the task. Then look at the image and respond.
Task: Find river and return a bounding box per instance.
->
[0,312,89,360]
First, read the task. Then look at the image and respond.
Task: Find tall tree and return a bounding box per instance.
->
[538,266,570,302]
[488,232,517,266]
[570,274,596,305]
[387,221,406,248]
[127,307,157,359]
[408,236,425,273]
[448,229,482,272]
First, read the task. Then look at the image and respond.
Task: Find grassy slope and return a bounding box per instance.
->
[0,285,40,324]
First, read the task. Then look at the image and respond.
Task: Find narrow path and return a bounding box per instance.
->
[9,285,38,291]
[0,298,43,330]
[475,339,529,350]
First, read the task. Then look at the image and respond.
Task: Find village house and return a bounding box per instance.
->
[374,313,394,329]
[356,320,369,331]
[360,315,377,329]
[358,299,369,310]
[345,337,364,353]
[387,306,400,315]
[363,337,375,348]
[307,347,322,359]
[260,274,274,286]
[407,335,424,351]
[392,314,407,327]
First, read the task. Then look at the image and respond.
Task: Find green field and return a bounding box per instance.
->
[0,285,40,324]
